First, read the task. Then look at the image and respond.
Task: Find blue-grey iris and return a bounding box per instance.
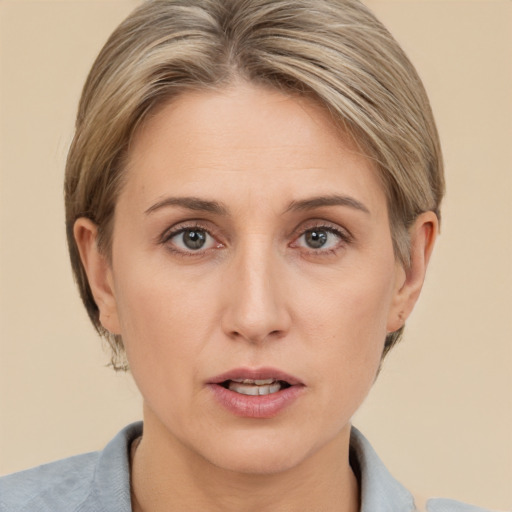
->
[305,229,328,248]
[182,229,207,249]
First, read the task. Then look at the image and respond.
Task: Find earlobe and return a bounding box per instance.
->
[73,218,121,334]
[387,211,438,333]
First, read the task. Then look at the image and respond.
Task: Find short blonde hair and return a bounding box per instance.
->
[65,0,444,369]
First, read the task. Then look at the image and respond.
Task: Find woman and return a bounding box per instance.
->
[0,1,496,511]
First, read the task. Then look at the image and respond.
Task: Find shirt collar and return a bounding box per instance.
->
[90,422,141,512]
[91,422,415,512]
[350,426,415,512]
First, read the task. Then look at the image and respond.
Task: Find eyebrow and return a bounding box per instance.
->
[145,196,228,216]
[285,194,370,214]
[145,193,370,216]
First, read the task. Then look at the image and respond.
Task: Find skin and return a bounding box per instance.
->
[75,82,437,512]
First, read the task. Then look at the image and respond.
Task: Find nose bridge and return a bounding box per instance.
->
[222,233,289,343]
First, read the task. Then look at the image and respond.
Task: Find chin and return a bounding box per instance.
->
[209,447,305,475]
[194,428,321,476]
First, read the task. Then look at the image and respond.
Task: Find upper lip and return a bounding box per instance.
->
[208,367,304,386]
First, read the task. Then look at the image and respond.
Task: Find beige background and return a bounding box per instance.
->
[0,1,511,510]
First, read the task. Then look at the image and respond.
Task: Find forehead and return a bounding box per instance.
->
[121,82,387,218]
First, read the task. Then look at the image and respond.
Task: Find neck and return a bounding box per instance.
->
[131,406,360,512]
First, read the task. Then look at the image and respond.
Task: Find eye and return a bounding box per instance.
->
[292,224,350,253]
[302,229,331,249]
[165,227,219,253]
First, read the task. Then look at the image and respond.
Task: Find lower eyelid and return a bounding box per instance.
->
[160,225,228,258]
[290,225,352,253]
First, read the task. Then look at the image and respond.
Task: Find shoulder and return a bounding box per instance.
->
[349,427,498,512]
[425,498,502,512]
[0,452,99,512]
[0,422,142,512]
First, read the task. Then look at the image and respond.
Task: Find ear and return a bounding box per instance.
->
[387,211,438,333]
[73,218,121,334]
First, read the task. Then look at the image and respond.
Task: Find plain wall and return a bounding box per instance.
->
[0,1,510,510]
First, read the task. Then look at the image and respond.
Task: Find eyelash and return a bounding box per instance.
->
[159,221,352,258]
[291,223,352,256]
[160,222,221,258]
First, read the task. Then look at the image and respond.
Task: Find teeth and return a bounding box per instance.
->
[254,379,274,385]
[228,381,282,396]
[231,378,275,385]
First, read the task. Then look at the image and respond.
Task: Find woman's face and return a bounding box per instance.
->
[93,83,410,473]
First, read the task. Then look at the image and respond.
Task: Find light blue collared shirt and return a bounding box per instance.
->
[0,422,493,512]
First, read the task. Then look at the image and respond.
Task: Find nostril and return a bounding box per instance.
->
[267,329,286,340]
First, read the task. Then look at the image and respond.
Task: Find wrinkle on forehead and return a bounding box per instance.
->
[120,81,386,224]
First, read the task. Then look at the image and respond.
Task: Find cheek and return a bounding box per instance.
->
[111,255,220,384]
[297,261,396,347]
[111,266,224,438]
[293,259,397,393]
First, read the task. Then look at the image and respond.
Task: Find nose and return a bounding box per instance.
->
[221,237,291,344]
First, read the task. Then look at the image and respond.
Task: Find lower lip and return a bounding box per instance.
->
[208,384,305,419]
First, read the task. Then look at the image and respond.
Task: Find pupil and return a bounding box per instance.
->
[183,229,206,249]
[306,229,327,248]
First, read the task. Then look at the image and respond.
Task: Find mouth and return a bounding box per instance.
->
[220,378,292,396]
[209,367,302,390]
[208,368,305,418]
